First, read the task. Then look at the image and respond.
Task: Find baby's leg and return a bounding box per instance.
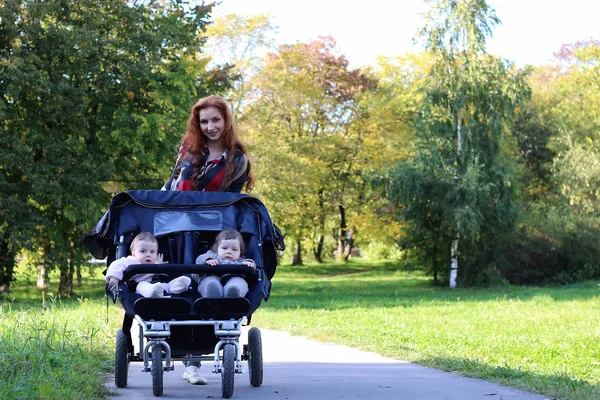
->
[167,276,192,294]
[136,281,164,298]
[198,276,224,298]
[223,277,248,298]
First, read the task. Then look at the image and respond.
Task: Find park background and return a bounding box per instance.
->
[1,0,599,399]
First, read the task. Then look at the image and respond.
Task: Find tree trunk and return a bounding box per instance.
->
[313,188,326,263]
[457,109,463,156]
[58,259,74,297]
[342,227,354,260]
[432,243,438,283]
[312,234,324,263]
[37,264,49,289]
[76,264,82,288]
[0,237,15,294]
[292,240,303,266]
[58,267,72,297]
[449,110,463,288]
[449,234,459,288]
[337,203,347,261]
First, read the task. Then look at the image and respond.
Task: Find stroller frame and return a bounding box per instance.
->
[134,315,247,375]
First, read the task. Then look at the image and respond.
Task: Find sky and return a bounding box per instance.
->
[210,0,600,68]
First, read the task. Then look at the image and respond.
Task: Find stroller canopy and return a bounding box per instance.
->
[84,190,284,280]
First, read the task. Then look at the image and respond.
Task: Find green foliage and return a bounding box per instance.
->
[383,0,531,285]
[362,241,404,261]
[244,37,380,259]
[205,13,277,115]
[497,205,600,285]
[502,40,600,285]
[0,0,231,294]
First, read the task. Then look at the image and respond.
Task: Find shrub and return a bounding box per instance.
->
[362,241,404,261]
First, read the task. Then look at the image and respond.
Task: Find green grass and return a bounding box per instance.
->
[2,260,599,399]
[252,260,600,400]
[0,269,122,400]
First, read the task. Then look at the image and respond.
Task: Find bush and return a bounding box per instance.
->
[362,241,404,261]
[496,215,600,285]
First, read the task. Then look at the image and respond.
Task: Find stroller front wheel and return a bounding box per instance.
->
[151,343,164,396]
[221,344,235,398]
[115,330,129,388]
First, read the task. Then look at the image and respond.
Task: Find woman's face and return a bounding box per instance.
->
[199,106,225,146]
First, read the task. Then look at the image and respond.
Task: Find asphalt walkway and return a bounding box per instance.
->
[106,327,551,400]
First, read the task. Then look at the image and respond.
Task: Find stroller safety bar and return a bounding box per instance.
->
[121,263,259,282]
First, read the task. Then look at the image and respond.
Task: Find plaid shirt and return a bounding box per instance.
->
[162,144,248,192]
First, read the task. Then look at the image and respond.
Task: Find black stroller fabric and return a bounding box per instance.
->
[85,190,284,284]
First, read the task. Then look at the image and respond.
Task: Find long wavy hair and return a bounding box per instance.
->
[183,95,254,192]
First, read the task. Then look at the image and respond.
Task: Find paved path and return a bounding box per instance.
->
[107,328,551,400]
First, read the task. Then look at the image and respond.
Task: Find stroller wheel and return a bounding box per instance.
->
[151,344,164,396]
[115,330,129,388]
[248,327,263,387]
[221,344,235,398]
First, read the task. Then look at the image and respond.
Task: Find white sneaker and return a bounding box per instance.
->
[183,366,207,385]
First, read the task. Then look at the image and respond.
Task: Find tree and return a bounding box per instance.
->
[386,0,530,286]
[357,54,431,252]
[481,39,600,286]
[243,37,377,263]
[204,13,277,116]
[0,0,230,295]
[547,40,600,214]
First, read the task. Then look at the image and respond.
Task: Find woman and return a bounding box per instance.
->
[163,95,254,193]
[163,95,253,385]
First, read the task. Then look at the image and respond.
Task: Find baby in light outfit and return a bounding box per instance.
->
[194,228,256,298]
[106,232,190,297]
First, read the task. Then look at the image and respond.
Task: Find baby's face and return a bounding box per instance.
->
[131,239,158,264]
[217,239,241,262]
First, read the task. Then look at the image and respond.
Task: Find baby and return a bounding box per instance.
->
[106,232,191,297]
[194,228,256,298]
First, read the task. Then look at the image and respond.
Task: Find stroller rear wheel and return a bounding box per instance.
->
[151,343,164,396]
[221,344,235,398]
[248,327,263,387]
[115,330,129,388]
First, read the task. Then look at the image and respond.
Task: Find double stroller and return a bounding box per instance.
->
[85,190,284,398]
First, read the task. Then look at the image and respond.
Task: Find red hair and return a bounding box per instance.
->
[183,95,254,192]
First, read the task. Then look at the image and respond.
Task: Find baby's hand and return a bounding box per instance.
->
[243,260,256,268]
[206,258,218,266]
[156,253,167,264]
[107,277,120,291]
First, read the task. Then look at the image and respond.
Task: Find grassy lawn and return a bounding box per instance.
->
[252,260,600,400]
[0,269,122,400]
[1,259,599,399]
